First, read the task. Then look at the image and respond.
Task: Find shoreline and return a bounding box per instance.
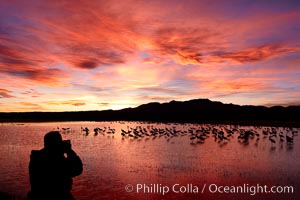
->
[1,120,300,128]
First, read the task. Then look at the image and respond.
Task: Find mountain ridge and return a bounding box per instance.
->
[0,98,299,127]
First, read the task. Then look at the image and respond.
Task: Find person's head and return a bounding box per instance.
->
[44,131,63,149]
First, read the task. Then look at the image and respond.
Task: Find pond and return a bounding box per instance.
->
[0,121,299,199]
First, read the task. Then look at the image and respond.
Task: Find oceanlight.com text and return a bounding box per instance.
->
[125,183,294,196]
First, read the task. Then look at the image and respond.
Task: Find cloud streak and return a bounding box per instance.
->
[0,88,15,98]
[215,45,300,64]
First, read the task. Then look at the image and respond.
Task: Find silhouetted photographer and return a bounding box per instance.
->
[28,131,83,200]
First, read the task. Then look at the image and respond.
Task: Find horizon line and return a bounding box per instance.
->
[1,98,299,114]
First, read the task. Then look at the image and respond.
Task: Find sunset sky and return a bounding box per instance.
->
[1,0,300,112]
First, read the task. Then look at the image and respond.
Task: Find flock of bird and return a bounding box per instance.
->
[57,123,299,148]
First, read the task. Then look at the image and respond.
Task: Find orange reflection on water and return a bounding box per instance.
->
[0,122,299,200]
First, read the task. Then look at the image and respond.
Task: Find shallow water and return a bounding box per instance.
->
[0,121,299,200]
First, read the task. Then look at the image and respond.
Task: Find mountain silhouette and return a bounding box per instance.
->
[0,98,299,127]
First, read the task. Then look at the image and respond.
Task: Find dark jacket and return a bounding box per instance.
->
[28,148,83,200]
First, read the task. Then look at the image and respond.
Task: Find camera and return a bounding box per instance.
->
[62,139,71,151]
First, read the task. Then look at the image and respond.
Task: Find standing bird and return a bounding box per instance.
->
[286,135,294,144]
[269,136,276,144]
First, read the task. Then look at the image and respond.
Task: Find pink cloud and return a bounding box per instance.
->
[149,27,300,65]
[0,42,70,86]
[204,79,270,92]
[0,88,15,98]
[215,45,300,63]
[21,89,43,98]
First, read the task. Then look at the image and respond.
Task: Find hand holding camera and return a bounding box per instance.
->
[63,140,72,153]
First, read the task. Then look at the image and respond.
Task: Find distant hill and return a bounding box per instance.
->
[0,98,300,127]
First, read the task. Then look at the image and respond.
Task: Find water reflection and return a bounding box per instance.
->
[0,122,299,200]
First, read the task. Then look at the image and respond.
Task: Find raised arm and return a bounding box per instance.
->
[65,149,83,177]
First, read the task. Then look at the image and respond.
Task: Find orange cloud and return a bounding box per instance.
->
[27,1,140,70]
[150,27,224,65]
[150,27,300,65]
[0,42,70,86]
[44,100,86,107]
[98,103,110,106]
[137,95,180,102]
[138,87,186,95]
[215,45,300,63]
[205,79,269,92]
[0,88,15,98]
[17,102,44,111]
[2,0,299,73]
[72,103,86,106]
